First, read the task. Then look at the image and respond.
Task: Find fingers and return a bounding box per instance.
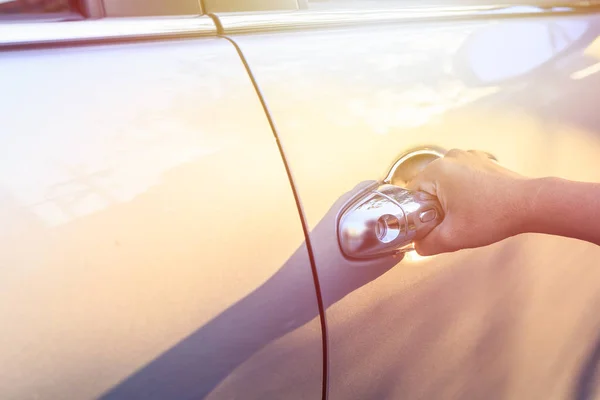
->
[413,226,448,256]
[408,148,501,256]
[446,148,495,161]
[406,173,436,195]
[406,157,444,193]
[467,149,497,161]
[445,148,466,158]
[413,221,455,256]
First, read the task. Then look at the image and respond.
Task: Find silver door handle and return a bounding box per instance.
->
[337,147,445,260]
[337,183,443,259]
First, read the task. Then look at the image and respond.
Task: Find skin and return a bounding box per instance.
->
[408,149,600,256]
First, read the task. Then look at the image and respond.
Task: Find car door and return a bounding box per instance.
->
[0,2,324,399]
[220,3,600,399]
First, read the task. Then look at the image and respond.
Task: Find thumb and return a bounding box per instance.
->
[407,175,443,256]
[406,174,437,198]
[413,218,453,256]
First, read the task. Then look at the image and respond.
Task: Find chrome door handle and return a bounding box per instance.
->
[337,147,445,260]
[337,183,443,259]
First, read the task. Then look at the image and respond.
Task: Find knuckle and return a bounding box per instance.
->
[426,157,447,173]
[427,158,452,179]
[468,149,490,160]
[445,148,466,159]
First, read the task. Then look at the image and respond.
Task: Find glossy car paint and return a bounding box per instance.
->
[0,34,322,398]
[229,12,600,398]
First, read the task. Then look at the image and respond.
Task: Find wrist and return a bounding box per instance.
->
[509,177,543,236]
[511,177,556,236]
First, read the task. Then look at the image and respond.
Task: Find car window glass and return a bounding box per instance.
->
[102,0,201,17]
[0,0,203,18]
[0,0,74,14]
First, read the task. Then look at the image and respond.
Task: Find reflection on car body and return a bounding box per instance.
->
[2,1,600,399]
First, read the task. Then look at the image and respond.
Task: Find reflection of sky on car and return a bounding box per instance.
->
[2,17,594,227]
[233,14,600,232]
[571,35,600,79]
[271,23,500,133]
[258,17,591,135]
[465,19,589,82]
[0,41,242,227]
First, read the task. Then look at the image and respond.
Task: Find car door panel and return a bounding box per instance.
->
[229,13,600,399]
[0,34,322,399]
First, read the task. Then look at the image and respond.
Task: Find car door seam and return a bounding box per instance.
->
[213,28,329,400]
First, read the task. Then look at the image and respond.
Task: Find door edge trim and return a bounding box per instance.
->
[214,5,587,35]
[0,16,216,48]
[218,32,330,400]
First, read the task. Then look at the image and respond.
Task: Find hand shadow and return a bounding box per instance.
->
[100,181,401,400]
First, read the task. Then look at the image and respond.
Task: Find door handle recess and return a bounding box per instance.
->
[337,147,445,260]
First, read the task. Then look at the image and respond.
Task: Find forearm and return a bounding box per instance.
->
[517,177,600,245]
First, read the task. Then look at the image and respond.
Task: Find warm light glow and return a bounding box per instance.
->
[404,250,428,263]
[570,62,600,80]
[584,36,600,60]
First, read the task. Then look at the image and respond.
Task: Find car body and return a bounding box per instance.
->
[1,1,600,399]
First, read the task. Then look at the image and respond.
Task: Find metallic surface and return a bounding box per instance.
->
[338,184,443,259]
[0,38,321,399]
[383,146,445,185]
[232,12,600,399]
[0,16,215,47]
[215,5,571,34]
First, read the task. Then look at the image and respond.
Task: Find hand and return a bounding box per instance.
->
[407,149,528,256]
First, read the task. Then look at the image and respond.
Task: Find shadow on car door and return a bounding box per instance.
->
[0,24,323,400]
[222,7,600,399]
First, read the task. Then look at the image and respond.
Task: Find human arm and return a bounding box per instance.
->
[407,149,600,255]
